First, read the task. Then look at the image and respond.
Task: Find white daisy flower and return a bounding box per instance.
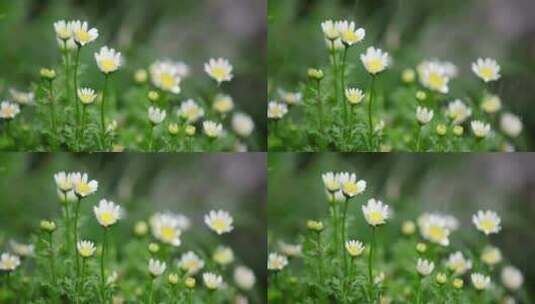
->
[177,99,205,123]
[9,240,34,257]
[213,94,234,114]
[481,94,502,114]
[472,210,501,235]
[77,88,97,105]
[471,120,491,139]
[337,172,366,198]
[148,106,166,125]
[321,20,339,40]
[70,20,99,46]
[345,88,365,105]
[204,58,233,84]
[204,210,234,235]
[278,241,302,257]
[149,60,182,94]
[213,246,235,265]
[0,253,20,272]
[418,214,450,246]
[416,106,434,125]
[203,272,223,290]
[345,240,365,257]
[471,272,491,290]
[9,89,34,106]
[53,20,72,40]
[322,172,340,192]
[325,38,344,50]
[416,258,434,276]
[233,266,256,290]
[77,240,96,258]
[93,199,121,228]
[278,89,302,106]
[54,171,73,192]
[148,258,166,277]
[0,101,21,120]
[94,46,122,74]
[472,58,501,82]
[335,20,365,46]
[446,251,472,275]
[501,266,523,291]
[481,246,502,266]
[70,172,98,198]
[232,113,254,137]
[267,253,288,271]
[149,212,182,247]
[203,120,223,138]
[267,101,288,120]
[362,198,390,226]
[419,62,449,94]
[446,99,472,124]
[178,251,205,275]
[500,113,522,138]
[360,47,390,75]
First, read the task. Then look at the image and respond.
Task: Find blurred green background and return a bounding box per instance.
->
[268,0,535,146]
[0,0,267,149]
[268,153,535,298]
[0,152,267,299]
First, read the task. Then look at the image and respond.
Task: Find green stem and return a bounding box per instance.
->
[333,205,339,256]
[79,105,87,147]
[74,198,81,278]
[316,80,323,134]
[415,125,422,152]
[62,203,70,256]
[341,46,349,127]
[100,75,109,147]
[416,276,422,304]
[48,233,56,287]
[148,125,154,151]
[48,80,57,134]
[64,49,71,105]
[330,40,338,105]
[342,200,349,278]
[148,278,154,304]
[367,76,376,151]
[100,228,108,303]
[368,226,376,300]
[73,47,81,138]
[316,232,323,282]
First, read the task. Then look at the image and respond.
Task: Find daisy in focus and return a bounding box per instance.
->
[204,210,234,235]
[472,210,501,235]
[95,46,122,74]
[472,58,501,83]
[360,47,390,75]
[362,198,389,226]
[93,199,121,228]
[205,58,233,84]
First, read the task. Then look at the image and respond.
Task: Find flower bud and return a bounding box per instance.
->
[134,221,148,236]
[416,242,427,253]
[185,277,196,288]
[148,243,160,254]
[134,69,148,84]
[168,273,179,285]
[436,124,447,136]
[40,68,56,80]
[416,91,427,101]
[307,68,324,81]
[148,91,159,102]
[306,220,324,232]
[40,220,56,232]
[401,69,415,83]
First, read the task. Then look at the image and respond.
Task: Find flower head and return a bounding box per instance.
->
[345,240,365,257]
[203,121,223,138]
[213,246,235,265]
[70,172,98,198]
[149,212,182,246]
[362,198,389,226]
[77,240,96,258]
[213,94,234,114]
[10,89,34,105]
[481,246,502,266]
[148,106,166,125]
[234,266,256,290]
[321,172,340,192]
[9,240,34,257]
[471,120,491,139]
[481,94,502,114]
[54,20,72,40]
[232,113,254,137]
[267,101,288,120]
[177,99,204,123]
[472,58,501,82]
[0,253,20,272]
[501,266,523,291]
[337,172,366,198]
[419,62,450,93]
[95,46,122,74]
[267,253,288,271]
[321,20,339,40]
[416,106,433,125]
[148,258,166,277]
[419,214,451,246]
[500,113,522,138]
[446,251,472,275]
[70,20,98,46]
[335,21,365,46]
[205,58,233,84]
[54,171,73,192]
[178,251,205,274]
[93,199,121,227]
[471,272,491,290]
[0,101,21,120]
[278,89,302,106]
[203,272,223,290]
[345,88,365,105]
[360,47,390,75]
[416,258,434,276]
[447,99,472,124]
[78,88,97,105]
[472,210,501,235]
[149,60,181,94]
[278,241,302,257]
[204,210,234,235]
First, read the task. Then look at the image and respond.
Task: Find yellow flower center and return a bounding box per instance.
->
[2,260,14,269]
[428,72,445,89]
[76,182,91,196]
[342,31,358,43]
[211,218,227,232]
[368,211,384,224]
[429,225,446,241]
[99,211,114,225]
[342,182,358,196]
[160,73,176,90]
[1,108,14,117]
[479,67,494,80]
[161,226,176,241]
[100,59,117,72]
[366,58,384,74]
[211,67,227,80]
[75,30,90,43]
[479,219,495,232]
[184,260,198,271]
[79,247,92,257]
[270,108,282,117]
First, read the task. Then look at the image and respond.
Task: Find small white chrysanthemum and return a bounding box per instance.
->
[232,113,254,137]
[446,251,472,275]
[70,172,98,198]
[337,172,366,198]
[10,89,34,106]
[481,246,502,266]
[213,246,235,265]
[447,99,472,124]
[205,58,233,84]
[267,101,288,120]
[70,20,98,46]
[148,258,166,277]
[203,272,223,290]
[278,89,302,106]
[278,241,302,257]
[500,113,522,138]
[203,120,223,138]
[204,210,234,235]
[416,106,434,125]
[416,258,435,276]
[501,266,523,291]
[345,88,365,105]
[360,47,390,75]
[321,172,340,192]
[362,198,389,226]
[0,253,21,272]
[54,20,72,40]
[213,94,234,114]
[54,171,73,192]
[148,106,166,125]
[481,94,502,114]
[149,60,181,94]
[345,240,365,257]
[471,272,491,290]
[472,58,501,82]
[93,199,121,227]
[77,240,96,258]
[149,213,182,247]
[234,266,256,290]
[321,20,339,40]
[177,99,204,123]
[178,251,205,275]
[472,210,501,235]
[267,253,288,271]
[419,214,450,246]
[77,88,97,105]
[420,62,450,94]
[336,21,365,46]
[95,46,122,74]
[9,241,34,257]
[0,101,21,120]
[471,120,491,139]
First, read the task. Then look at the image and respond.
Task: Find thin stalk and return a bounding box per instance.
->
[341,46,349,126]
[63,49,71,105]
[79,105,87,147]
[47,233,56,289]
[100,75,109,147]
[416,276,422,304]
[330,40,338,105]
[316,232,323,282]
[73,47,81,136]
[148,125,154,151]
[148,278,154,304]
[368,226,376,300]
[47,80,57,134]
[415,125,422,152]
[333,204,339,255]
[63,203,71,256]
[79,258,86,301]
[342,200,349,278]
[367,76,376,151]
[100,228,108,303]
[316,80,323,133]
[74,198,81,278]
